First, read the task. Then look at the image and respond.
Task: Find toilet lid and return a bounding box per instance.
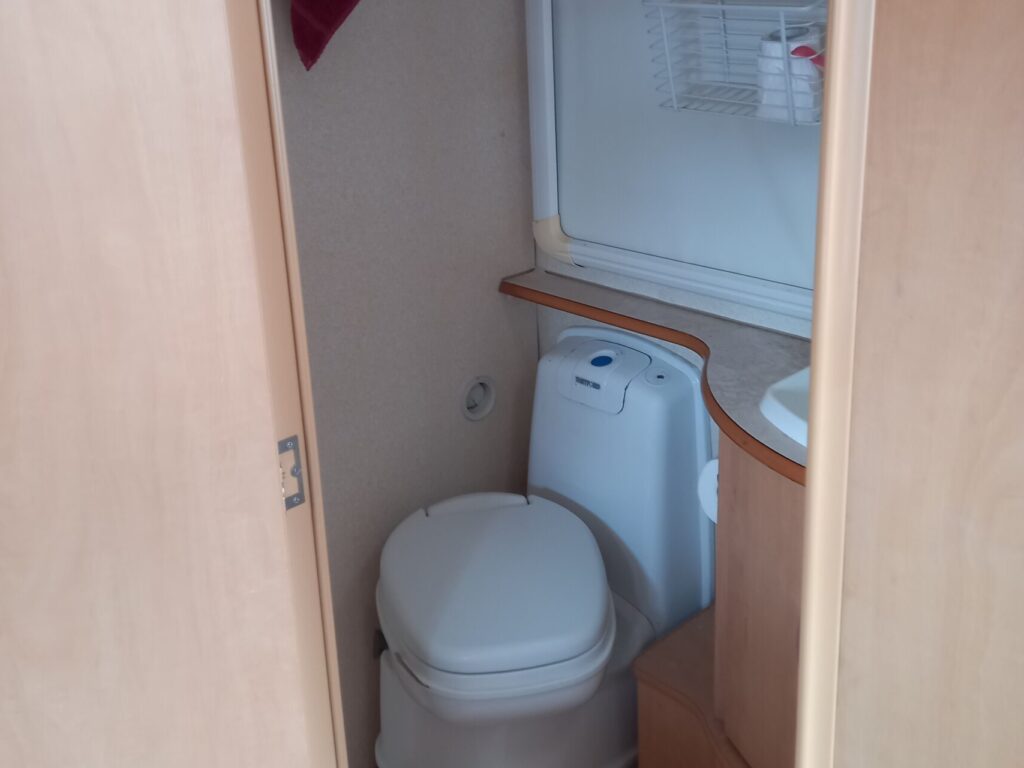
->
[377,493,611,675]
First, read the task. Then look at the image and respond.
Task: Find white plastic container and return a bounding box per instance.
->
[756,24,824,122]
[529,329,716,633]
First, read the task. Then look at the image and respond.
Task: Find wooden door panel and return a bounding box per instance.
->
[800,0,1024,764]
[0,2,336,766]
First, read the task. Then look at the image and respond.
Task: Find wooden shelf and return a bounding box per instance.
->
[633,608,748,768]
[500,269,810,484]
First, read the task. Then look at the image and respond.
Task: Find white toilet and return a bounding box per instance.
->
[375,329,715,768]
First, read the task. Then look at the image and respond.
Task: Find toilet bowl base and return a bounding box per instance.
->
[375,595,651,768]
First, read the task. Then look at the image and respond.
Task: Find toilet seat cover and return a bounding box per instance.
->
[378,493,610,675]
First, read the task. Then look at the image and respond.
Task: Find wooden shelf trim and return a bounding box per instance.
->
[500,275,807,485]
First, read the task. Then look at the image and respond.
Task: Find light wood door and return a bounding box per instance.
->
[800,0,1024,765]
[0,2,339,766]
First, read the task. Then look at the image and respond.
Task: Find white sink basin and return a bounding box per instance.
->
[759,367,810,448]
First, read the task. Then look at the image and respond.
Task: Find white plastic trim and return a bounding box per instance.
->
[526,0,558,220]
[568,241,813,321]
[644,0,824,10]
[533,215,574,265]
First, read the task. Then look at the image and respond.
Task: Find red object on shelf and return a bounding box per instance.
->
[791,44,826,70]
[291,0,361,70]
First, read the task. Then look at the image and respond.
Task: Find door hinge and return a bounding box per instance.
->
[278,435,306,510]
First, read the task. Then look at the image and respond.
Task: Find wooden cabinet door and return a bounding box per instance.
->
[715,437,805,768]
[0,2,339,766]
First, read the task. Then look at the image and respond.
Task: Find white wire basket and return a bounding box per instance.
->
[642,0,828,125]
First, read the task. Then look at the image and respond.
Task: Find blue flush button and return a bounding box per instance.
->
[590,355,614,367]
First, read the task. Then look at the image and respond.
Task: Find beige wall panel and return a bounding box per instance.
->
[268,1,538,764]
[832,0,1024,764]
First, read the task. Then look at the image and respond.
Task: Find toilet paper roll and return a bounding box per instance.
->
[698,459,719,525]
[757,24,824,123]
[757,24,824,70]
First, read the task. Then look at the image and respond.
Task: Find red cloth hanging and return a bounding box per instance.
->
[291,0,362,70]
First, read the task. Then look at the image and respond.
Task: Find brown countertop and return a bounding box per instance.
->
[500,269,809,485]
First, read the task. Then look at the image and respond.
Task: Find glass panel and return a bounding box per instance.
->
[552,0,821,290]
